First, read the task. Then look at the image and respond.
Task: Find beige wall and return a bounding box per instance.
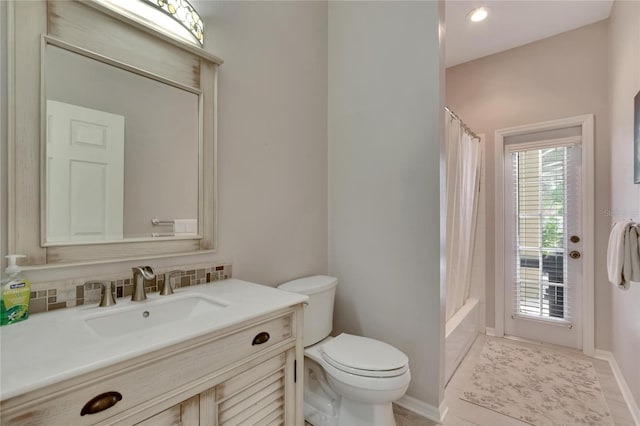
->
[608,0,640,407]
[4,1,328,287]
[199,1,328,285]
[328,1,446,409]
[446,21,612,349]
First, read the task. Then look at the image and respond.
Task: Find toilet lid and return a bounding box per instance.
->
[320,333,409,378]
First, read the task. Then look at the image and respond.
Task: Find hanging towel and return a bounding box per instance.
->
[607,220,632,287]
[622,225,640,288]
[174,219,197,235]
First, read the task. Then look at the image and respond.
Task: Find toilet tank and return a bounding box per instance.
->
[278,276,337,347]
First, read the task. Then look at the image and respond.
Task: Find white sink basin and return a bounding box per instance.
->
[84,294,228,338]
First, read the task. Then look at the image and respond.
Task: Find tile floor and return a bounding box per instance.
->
[394,334,635,426]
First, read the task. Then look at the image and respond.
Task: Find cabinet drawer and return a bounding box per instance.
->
[1,312,294,426]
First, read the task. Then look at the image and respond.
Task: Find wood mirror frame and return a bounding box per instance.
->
[7,0,222,267]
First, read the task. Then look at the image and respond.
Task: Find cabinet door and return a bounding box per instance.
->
[135,395,199,426]
[211,350,296,426]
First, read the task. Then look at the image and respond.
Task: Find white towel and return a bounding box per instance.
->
[622,225,640,287]
[173,219,197,235]
[607,220,632,287]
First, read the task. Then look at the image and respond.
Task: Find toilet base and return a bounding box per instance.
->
[305,397,397,426]
[337,399,396,426]
[303,338,407,426]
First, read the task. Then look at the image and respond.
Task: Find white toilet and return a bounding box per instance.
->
[278,276,411,426]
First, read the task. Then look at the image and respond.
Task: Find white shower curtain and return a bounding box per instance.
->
[445,114,482,321]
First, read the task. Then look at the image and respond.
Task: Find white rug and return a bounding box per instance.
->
[461,339,613,425]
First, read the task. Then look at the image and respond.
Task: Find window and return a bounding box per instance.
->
[511,146,570,320]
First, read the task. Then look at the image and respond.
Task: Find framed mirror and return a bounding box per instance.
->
[43,39,200,245]
[8,0,222,266]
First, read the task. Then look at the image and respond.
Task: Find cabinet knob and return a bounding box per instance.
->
[80,391,122,416]
[252,331,270,345]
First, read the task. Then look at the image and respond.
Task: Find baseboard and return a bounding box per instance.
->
[395,395,449,424]
[485,326,496,336]
[594,349,640,425]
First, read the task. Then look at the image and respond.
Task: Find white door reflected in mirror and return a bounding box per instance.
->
[46,100,125,244]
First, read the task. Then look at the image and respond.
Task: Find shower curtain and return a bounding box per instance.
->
[445,113,482,321]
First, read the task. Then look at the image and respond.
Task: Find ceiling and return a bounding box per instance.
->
[445,0,613,68]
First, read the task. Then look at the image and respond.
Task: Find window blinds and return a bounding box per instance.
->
[510,144,576,324]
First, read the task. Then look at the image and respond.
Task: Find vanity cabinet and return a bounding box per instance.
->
[134,350,293,426]
[135,395,200,426]
[0,306,304,426]
[214,350,290,425]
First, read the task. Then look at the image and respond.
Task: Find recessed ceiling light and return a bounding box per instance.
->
[468,7,489,23]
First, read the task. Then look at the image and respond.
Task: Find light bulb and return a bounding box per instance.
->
[468,7,489,23]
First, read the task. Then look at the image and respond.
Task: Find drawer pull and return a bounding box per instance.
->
[80,391,122,416]
[252,331,270,345]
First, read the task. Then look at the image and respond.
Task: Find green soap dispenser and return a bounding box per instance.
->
[0,255,31,326]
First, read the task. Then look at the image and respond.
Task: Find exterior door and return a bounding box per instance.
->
[503,135,583,349]
[46,100,125,243]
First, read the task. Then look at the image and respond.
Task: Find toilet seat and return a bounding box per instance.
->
[320,333,409,378]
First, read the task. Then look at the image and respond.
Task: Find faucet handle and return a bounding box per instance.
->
[87,281,117,307]
[161,270,182,296]
[132,266,155,279]
[131,266,155,302]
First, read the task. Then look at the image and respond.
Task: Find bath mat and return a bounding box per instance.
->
[461,339,613,425]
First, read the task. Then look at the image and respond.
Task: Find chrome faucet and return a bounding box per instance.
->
[161,270,182,296]
[131,266,155,301]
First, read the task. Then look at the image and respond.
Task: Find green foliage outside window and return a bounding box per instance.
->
[541,147,566,254]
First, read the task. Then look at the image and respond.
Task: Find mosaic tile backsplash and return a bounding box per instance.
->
[28,263,232,314]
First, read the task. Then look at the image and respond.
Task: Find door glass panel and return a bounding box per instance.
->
[512,146,568,320]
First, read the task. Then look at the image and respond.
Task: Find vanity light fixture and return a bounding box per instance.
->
[144,0,204,46]
[468,6,489,23]
[91,0,204,47]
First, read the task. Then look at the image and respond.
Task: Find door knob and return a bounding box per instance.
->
[569,250,581,259]
[570,235,580,243]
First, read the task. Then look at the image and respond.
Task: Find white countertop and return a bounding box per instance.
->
[0,279,307,401]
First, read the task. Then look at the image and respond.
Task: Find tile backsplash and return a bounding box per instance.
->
[28,262,232,314]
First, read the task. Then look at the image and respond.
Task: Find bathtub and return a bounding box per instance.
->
[445,297,479,384]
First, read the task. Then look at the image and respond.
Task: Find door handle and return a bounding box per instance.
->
[569,250,581,259]
[570,235,580,243]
